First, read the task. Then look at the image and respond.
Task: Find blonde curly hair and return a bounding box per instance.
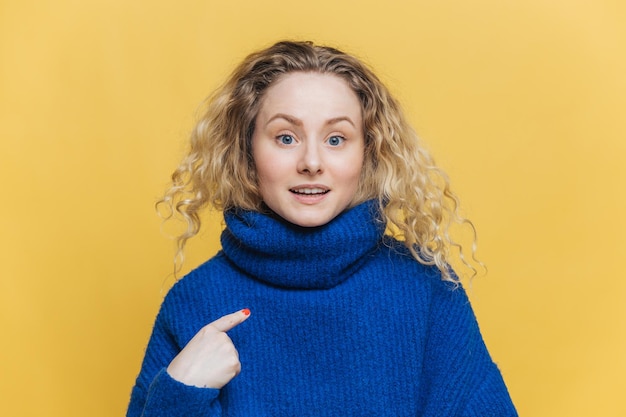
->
[159,40,481,282]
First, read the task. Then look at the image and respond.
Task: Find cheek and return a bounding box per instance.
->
[254,155,269,183]
[252,141,272,183]
[254,162,272,197]
[344,151,365,184]
[254,148,288,193]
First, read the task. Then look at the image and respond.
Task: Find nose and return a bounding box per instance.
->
[297,141,323,175]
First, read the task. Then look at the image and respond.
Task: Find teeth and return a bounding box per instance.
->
[292,188,327,195]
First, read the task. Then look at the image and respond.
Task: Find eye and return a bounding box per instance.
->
[327,135,345,146]
[277,134,295,145]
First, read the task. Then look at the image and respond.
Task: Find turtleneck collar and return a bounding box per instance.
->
[220,200,385,289]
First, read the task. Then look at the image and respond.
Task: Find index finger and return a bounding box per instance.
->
[209,308,251,333]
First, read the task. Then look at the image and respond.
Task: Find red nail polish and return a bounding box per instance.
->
[242,308,250,316]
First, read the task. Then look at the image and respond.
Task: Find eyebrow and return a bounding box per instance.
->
[266,113,356,128]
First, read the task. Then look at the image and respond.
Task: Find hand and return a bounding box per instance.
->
[167,309,251,389]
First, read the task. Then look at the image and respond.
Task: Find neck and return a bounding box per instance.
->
[220,200,385,289]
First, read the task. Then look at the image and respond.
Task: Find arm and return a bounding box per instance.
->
[419,279,517,417]
[127,308,250,417]
[127,369,222,417]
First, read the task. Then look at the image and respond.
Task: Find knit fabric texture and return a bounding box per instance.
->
[127,201,517,416]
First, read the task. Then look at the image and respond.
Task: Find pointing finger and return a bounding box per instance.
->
[209,309,251,333]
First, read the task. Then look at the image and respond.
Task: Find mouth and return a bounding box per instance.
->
[289,187,330,196]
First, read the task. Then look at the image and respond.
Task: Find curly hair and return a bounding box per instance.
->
[158,40,481,282]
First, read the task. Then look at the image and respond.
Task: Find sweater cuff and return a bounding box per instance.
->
[143,368,221,416]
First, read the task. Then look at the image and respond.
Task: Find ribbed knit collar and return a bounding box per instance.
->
[220,200,385,289]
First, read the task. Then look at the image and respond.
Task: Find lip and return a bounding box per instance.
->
[289,184,330,204]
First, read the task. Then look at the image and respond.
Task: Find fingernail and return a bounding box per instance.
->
[242,308,250,316]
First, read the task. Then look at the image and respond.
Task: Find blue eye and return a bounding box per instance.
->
[328,135,345,146]
[278,134,294,145]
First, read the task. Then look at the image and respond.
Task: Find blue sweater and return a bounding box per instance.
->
[127,201,517,416]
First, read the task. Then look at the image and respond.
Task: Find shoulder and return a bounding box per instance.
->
[377,236,447,282]
[158,252,234,318]
[165,253,225,296]
[377,235,469,305]
[154,252,243,344]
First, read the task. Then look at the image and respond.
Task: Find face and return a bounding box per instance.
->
[252,72,365,227]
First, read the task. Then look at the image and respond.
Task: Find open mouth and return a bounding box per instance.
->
[290,188,330,196]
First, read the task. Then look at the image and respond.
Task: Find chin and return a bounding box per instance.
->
[284,212,335,228]
[289,218,329,228]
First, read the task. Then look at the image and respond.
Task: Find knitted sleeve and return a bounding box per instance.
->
[126,294,222,417]
[418,279,518,417]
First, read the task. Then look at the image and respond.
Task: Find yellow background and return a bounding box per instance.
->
[1,0,625,415]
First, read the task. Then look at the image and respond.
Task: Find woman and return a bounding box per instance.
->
[127,40,517,416]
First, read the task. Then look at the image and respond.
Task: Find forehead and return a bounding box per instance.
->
[256,72,362,122]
